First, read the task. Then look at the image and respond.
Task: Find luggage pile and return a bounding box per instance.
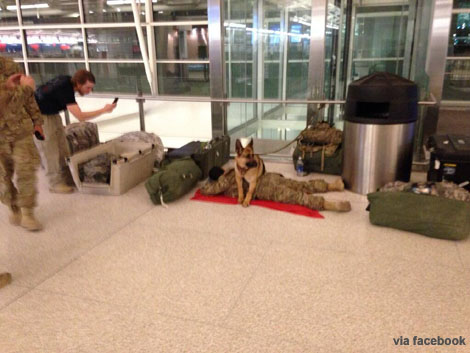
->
[64,122,165,195]
[166,136,230,179]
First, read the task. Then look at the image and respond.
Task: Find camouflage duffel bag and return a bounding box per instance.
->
[145,157,202,205]
[367,190,470,241]
[65,122,100,155]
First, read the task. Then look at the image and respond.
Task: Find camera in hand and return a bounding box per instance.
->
[113,97,119,104]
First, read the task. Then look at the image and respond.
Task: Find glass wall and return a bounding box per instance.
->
[0,0,209,96]
[443,2,470,101]
[0,30,22,58]
[0,0,451,151]
[25,29,84,59]
[224,0,313,142]
[0,1,21,26]
[349,4,408,82]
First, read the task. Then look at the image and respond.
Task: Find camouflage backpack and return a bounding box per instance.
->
[65,122,100,155]
[293,122,343,174]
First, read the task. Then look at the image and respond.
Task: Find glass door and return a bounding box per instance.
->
[224,0,313,152]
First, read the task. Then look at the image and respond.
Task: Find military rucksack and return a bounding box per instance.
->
[293,122,343,175]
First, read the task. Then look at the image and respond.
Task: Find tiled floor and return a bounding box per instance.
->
[1,162,469,353]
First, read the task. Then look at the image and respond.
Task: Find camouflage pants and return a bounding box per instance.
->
[0,135,40,209]
[201,170,327,210]
[34,113,72,187]
[255,173,326,210]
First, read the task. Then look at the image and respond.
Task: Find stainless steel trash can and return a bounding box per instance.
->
[342,72,418,194]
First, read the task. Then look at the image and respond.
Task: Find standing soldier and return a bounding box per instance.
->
[0,56,44,231]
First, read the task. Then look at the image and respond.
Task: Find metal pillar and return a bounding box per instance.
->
[208,0,227,137]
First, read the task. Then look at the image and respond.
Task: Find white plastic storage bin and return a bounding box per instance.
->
[67,140,159,195]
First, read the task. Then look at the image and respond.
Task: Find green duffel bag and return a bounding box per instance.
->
[292,145,343,175]
[145,157,202,205]
[367,191,470,240]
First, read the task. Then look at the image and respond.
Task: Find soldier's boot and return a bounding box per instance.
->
[20,208,43,231]
[49,182,74,194]
[0,272,12,289]
[9,206,21,226]
[327,179,345,192]
[323,200,351,212]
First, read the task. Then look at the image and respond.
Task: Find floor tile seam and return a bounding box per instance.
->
[220,240,275,324]
[150,309,311,349]
[1,286,271,338]
[0,287,35,312]
[265,240,468,274]
[0,206,155,313]
[455,242,468,270]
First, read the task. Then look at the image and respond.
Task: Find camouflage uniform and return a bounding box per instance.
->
[379,181,470,202]
[0,57,43,211]
[200,169,329,210]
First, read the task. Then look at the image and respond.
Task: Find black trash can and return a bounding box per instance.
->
[342,72,418,194]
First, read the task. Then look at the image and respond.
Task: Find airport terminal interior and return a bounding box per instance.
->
[1,0,470,352]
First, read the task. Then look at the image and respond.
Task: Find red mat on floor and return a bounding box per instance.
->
[191,190,324,219]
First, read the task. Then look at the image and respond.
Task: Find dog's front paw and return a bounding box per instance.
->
[237,196,244,204]
[242,200,250,208]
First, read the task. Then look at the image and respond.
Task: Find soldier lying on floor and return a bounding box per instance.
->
[200,167,351,212]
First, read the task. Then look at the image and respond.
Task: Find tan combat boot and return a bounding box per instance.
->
[20,208,43,231]
[323,200,351,212]
[9,206,21,226]
[0,272,12,289]
[327,179,345,192]
[49,182,74,194]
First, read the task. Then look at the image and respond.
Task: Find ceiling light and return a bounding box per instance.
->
[7,3,49,10]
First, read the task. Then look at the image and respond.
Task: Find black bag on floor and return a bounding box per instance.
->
[167,136,230,179]
[427,134,470,190]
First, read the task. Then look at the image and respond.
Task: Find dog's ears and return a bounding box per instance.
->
[246,138,253,149]
[235,139,243,156]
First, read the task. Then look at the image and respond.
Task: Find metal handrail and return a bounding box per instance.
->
[85,93,438,106]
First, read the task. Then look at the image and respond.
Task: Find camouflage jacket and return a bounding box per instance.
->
[379,181,470,202]
[0,56,22,83]
[0,56,43,141]
[200,168,239,197]
[0,84,43,142]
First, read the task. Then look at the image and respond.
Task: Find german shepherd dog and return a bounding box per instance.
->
[235,138,265,207]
